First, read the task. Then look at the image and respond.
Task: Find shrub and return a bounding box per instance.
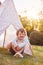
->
[29,30,43,45]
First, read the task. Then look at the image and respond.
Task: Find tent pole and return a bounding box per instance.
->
[3,30,6,48]
[0,2,1,5]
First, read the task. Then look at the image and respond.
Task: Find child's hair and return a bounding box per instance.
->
[16,28,26,36]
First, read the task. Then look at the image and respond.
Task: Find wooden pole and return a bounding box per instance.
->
[3,30,6,48]
[0,2,1,5]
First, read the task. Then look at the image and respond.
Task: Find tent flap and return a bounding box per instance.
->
[0,0,23,35]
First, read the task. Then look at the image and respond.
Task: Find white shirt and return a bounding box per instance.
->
[12,36,30,48]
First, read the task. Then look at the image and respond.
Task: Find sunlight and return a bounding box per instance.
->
[14,0,42,19]
[27,10,39,19]
[26,0,42,19]
[0,0,42,19]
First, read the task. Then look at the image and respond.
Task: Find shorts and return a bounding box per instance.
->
[9,47,23,55]
[9,47,16,55]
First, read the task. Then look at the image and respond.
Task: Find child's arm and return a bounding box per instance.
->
[16,46,24,53]
[12,44,23,53]
[16,46,22,51]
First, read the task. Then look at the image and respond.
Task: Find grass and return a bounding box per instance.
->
[0,45,43,65]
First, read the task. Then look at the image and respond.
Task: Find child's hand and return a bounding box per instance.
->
[16,46,21,51]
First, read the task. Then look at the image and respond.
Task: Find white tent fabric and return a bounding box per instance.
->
[0,0,23,35]
[0,2,4,16]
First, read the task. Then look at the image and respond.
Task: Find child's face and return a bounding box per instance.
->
[17,31,25,40]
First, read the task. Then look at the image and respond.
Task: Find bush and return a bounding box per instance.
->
[29,30,43,45]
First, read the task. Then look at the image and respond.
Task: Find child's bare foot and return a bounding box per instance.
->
[14,53,23,58]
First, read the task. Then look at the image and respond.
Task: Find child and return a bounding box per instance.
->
[7,28,32,58]
[12,28,27,58]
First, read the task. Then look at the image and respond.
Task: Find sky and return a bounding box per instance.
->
[0,0,43,19]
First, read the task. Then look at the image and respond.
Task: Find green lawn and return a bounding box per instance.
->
[0,45,43,65]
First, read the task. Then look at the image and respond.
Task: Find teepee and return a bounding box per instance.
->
[0,0,23,35]
[0,1,4,15]
[0,0,23,47]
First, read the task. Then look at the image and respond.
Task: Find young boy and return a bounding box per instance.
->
[7,28,27,58]
[7,28,32,58]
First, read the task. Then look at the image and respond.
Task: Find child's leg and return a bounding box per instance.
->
[14,48,24,58]
[14,52,23,58]
[7,43,16,55]
[9,47,16,55]
[7,42,12,50]
[18,48,24,54]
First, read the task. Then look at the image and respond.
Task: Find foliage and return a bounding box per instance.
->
[39,19,43,32]
[19,15,43,33]
[19,15,32,31]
